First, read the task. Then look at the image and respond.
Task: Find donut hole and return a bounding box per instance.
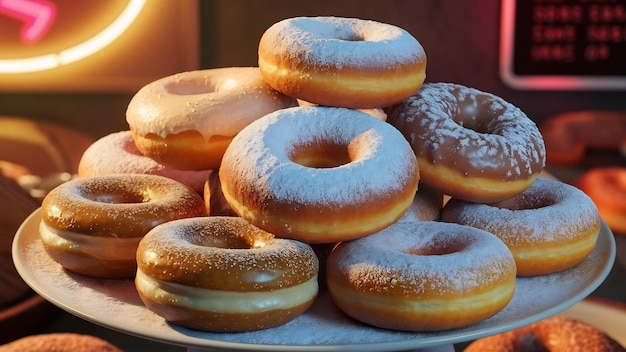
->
[192,228,274,250]
[290,140,352,168]
[405,237,465,256]
[164,77,237,95]
[87,191,148,204]
[491,193,557,210]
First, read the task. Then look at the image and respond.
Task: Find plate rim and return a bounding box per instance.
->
[12,209,616,351]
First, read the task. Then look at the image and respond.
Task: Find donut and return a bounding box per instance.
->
[202,170,236,216]
[397,182,443,222]
[539,110,626,165]
[135,216,319,332]
[39,174,206,279]
[258,16,427,109]
[441,177,601,276]
[126,67,297,170]
[0,333,122,352]
[326,221,517,331]
[219,106,420,244]
[78,131,211,193]
[578,167,626,235]
[388,82,546,203]
[464,316,626,351]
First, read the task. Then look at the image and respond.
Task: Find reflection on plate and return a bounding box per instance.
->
[560,297,626,347]
[13,209,616,352]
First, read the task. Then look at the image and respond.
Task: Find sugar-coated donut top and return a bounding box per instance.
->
[389,82,546,180]
[259,16,426,70]
[443,177,601,244]
[328,221,515,296]
[78,131,211,192]
[221,106,418,206]
[137,217,318,290]
[126,67,296,140]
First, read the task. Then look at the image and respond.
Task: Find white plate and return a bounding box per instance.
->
[560,297,626,347]
[13,209,616,351]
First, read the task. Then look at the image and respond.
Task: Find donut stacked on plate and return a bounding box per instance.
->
[38,16,604,335]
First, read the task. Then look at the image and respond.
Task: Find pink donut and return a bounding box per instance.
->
[78,131,210,193]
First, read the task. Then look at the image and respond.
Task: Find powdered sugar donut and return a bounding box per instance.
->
[126,67,297,170]
[78,131,211,193]
[398,182,443,222]
[259,16,427,109]
[388,82,546,203]
[442,177,601,276]
[326,221,517,331]
[219,106,419,244]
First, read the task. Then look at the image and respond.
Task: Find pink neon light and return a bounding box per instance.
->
[0,0,56,44]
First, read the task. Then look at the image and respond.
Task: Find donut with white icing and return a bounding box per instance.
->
[126,67,297,170]
[388,82,546,203]
[258,16,427,109]
[326,221,517,331]
[39,174,206,279]
[219,106,420,244]
[78,131,211,193]
[442,177,601,276]
[135,216,319,332]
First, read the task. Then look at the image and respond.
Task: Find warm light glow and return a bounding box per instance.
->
[0,0,145,74]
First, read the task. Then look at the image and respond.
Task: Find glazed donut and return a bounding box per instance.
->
[539,110,626,165]
[388,82,546,203]
[135,216,319,332]
[78,131,211,193]
[219,106,419,244]
[326,221,517,331]
[39,174,206,279]
[126,67,297,170]
[578,167,626,235]
[441,177,601,276]
[258,16,427,109]
[0,333,122,352]
[465,316,625,351]
[397,182,443,222]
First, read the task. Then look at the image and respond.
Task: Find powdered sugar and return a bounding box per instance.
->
[328,221,516,296]
[260,16,425,69]
[388,83,546,180]
[441,177,601,244]
[221,106,417,207]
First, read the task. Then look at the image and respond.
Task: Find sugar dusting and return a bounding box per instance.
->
[17,210,611,348]
[221,106,418,206]
[441,177,601,244]
[328,221,516,296]
[260,16,426,69]
[389,83,546,180]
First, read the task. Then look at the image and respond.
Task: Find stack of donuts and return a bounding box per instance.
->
[37,16,604,336]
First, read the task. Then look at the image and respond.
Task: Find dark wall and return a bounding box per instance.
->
[1,0,624,140]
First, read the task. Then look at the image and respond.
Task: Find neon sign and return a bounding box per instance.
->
[0,0,56,44]
[0,0,145,74]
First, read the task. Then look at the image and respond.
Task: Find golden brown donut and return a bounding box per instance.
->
[0,333,122,352]
[135,216,319,332]
[442,177,601,276]
[39,174,206,279]
[578,167,626,235]
[464,316,626,352]
[258,16,427,109]
[126,67,297,170]
[326,221,517,331]
[219,106,419,244]
[539,110,626,165]
[388,82,546,203]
